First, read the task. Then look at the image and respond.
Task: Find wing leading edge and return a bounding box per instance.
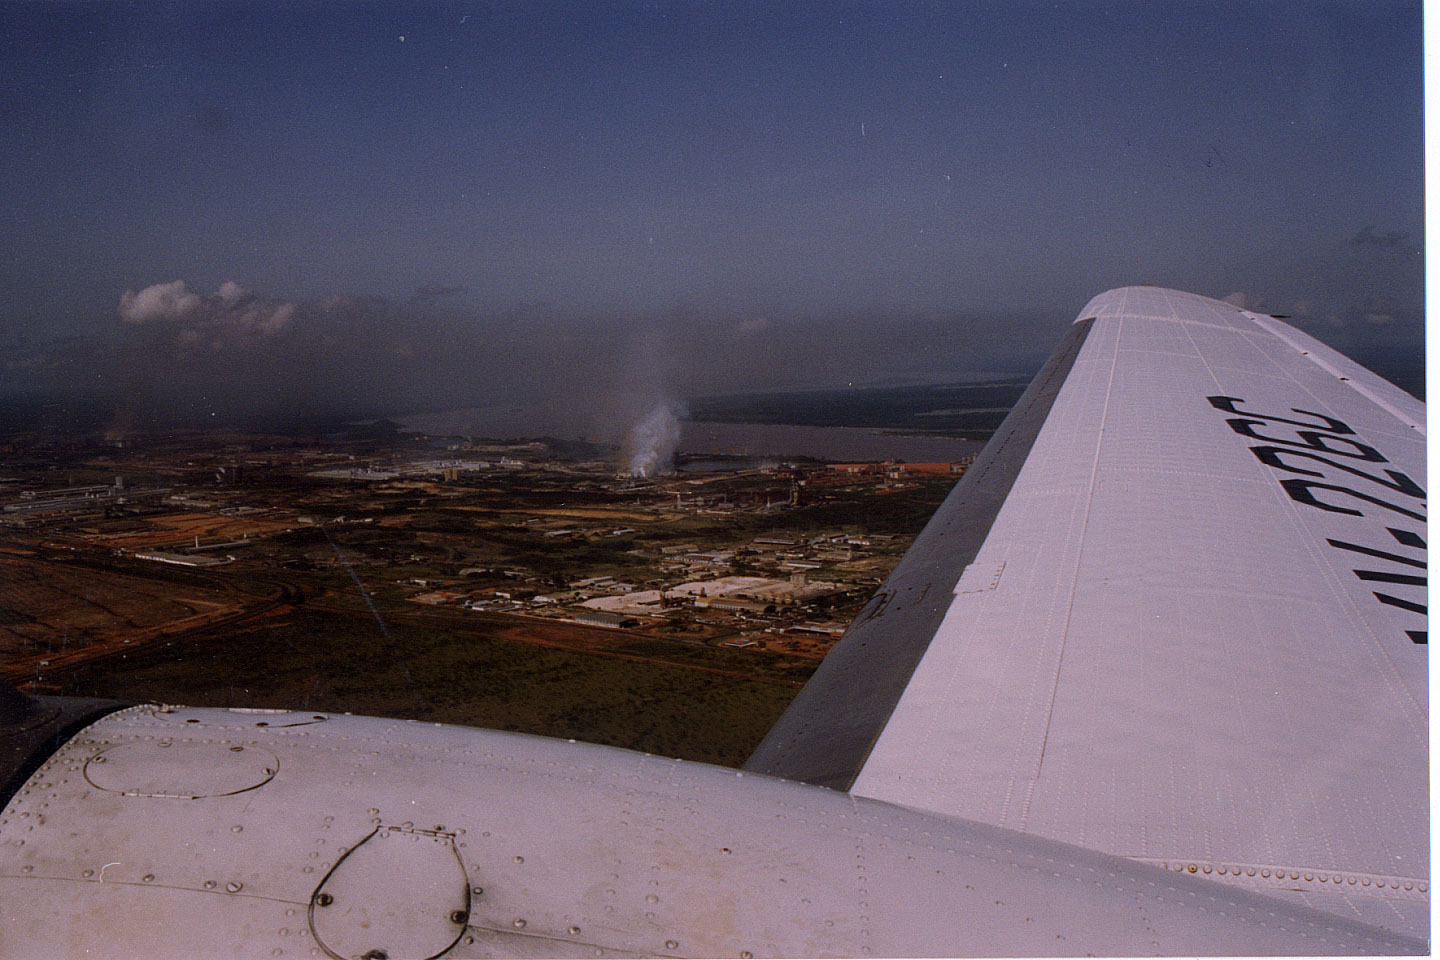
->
[744,316,1096,789]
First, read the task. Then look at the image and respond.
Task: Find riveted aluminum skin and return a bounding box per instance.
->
[0,705,1423,957]
[844,289,1427,939]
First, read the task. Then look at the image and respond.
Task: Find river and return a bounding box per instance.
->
[393,406,985,463]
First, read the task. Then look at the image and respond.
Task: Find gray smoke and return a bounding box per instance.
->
[623,401,683,477]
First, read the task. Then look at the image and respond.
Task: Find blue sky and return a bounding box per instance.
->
[0,1,1424,422]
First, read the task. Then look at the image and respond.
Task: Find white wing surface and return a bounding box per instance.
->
[756,286,1427,937]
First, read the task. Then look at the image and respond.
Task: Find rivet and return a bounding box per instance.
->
[231,826,243,833]
[142,874,154,883]
[1246,868,1255,876]
[1217,866,1227,875]
[227,882,243,892]
[314,893,333,907]
[1186,864,1196,873]
[1303,873,1313,881]
[645,894,659,903]
[229,746,243,753]
[742,953,754,959]
[1403,881,1413,890]
[1361,878,1371,886]
[81,869,93,878]
[1419,884,1428,893]
[1201,865,1211,874]
[1346,876,1356,885]
[1260,869,1270,878]
[473,886,484,895]
[204,880,216,889]
[450,910,467,924]
[666,940,679,950]
[21,865,32,874]
[513,919,526,929]
[514,855,524,864]
[568,926,581,936]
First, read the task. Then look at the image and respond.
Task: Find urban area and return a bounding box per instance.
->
[0,422,970,764]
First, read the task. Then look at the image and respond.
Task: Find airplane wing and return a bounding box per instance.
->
[747,286,1428,939]
[0,286,1426,957]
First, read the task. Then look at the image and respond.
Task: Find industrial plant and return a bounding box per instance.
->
[0,420,971,761]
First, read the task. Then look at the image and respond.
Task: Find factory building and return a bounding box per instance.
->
[573,610,640,629]
[132,551,228,568]
[693,596,775,615]
[896,462,963,475]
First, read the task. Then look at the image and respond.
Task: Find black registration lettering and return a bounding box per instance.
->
[1278,478,1426,522]
[1209,396,1426,644]
[1207,396,1356,434]
[1225,419,1386,461]
[1251,446,1425,500]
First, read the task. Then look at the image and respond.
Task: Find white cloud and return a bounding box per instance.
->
[222,299,293,336]
[217,280,248,302]
[117,279,295,346]
[118,280,202,324]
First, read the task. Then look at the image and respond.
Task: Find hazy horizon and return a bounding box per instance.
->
[1,1,1423,440]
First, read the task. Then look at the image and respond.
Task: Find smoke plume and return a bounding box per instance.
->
[623,401,683,477]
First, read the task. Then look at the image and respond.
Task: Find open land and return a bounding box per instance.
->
[0,425,974,765]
